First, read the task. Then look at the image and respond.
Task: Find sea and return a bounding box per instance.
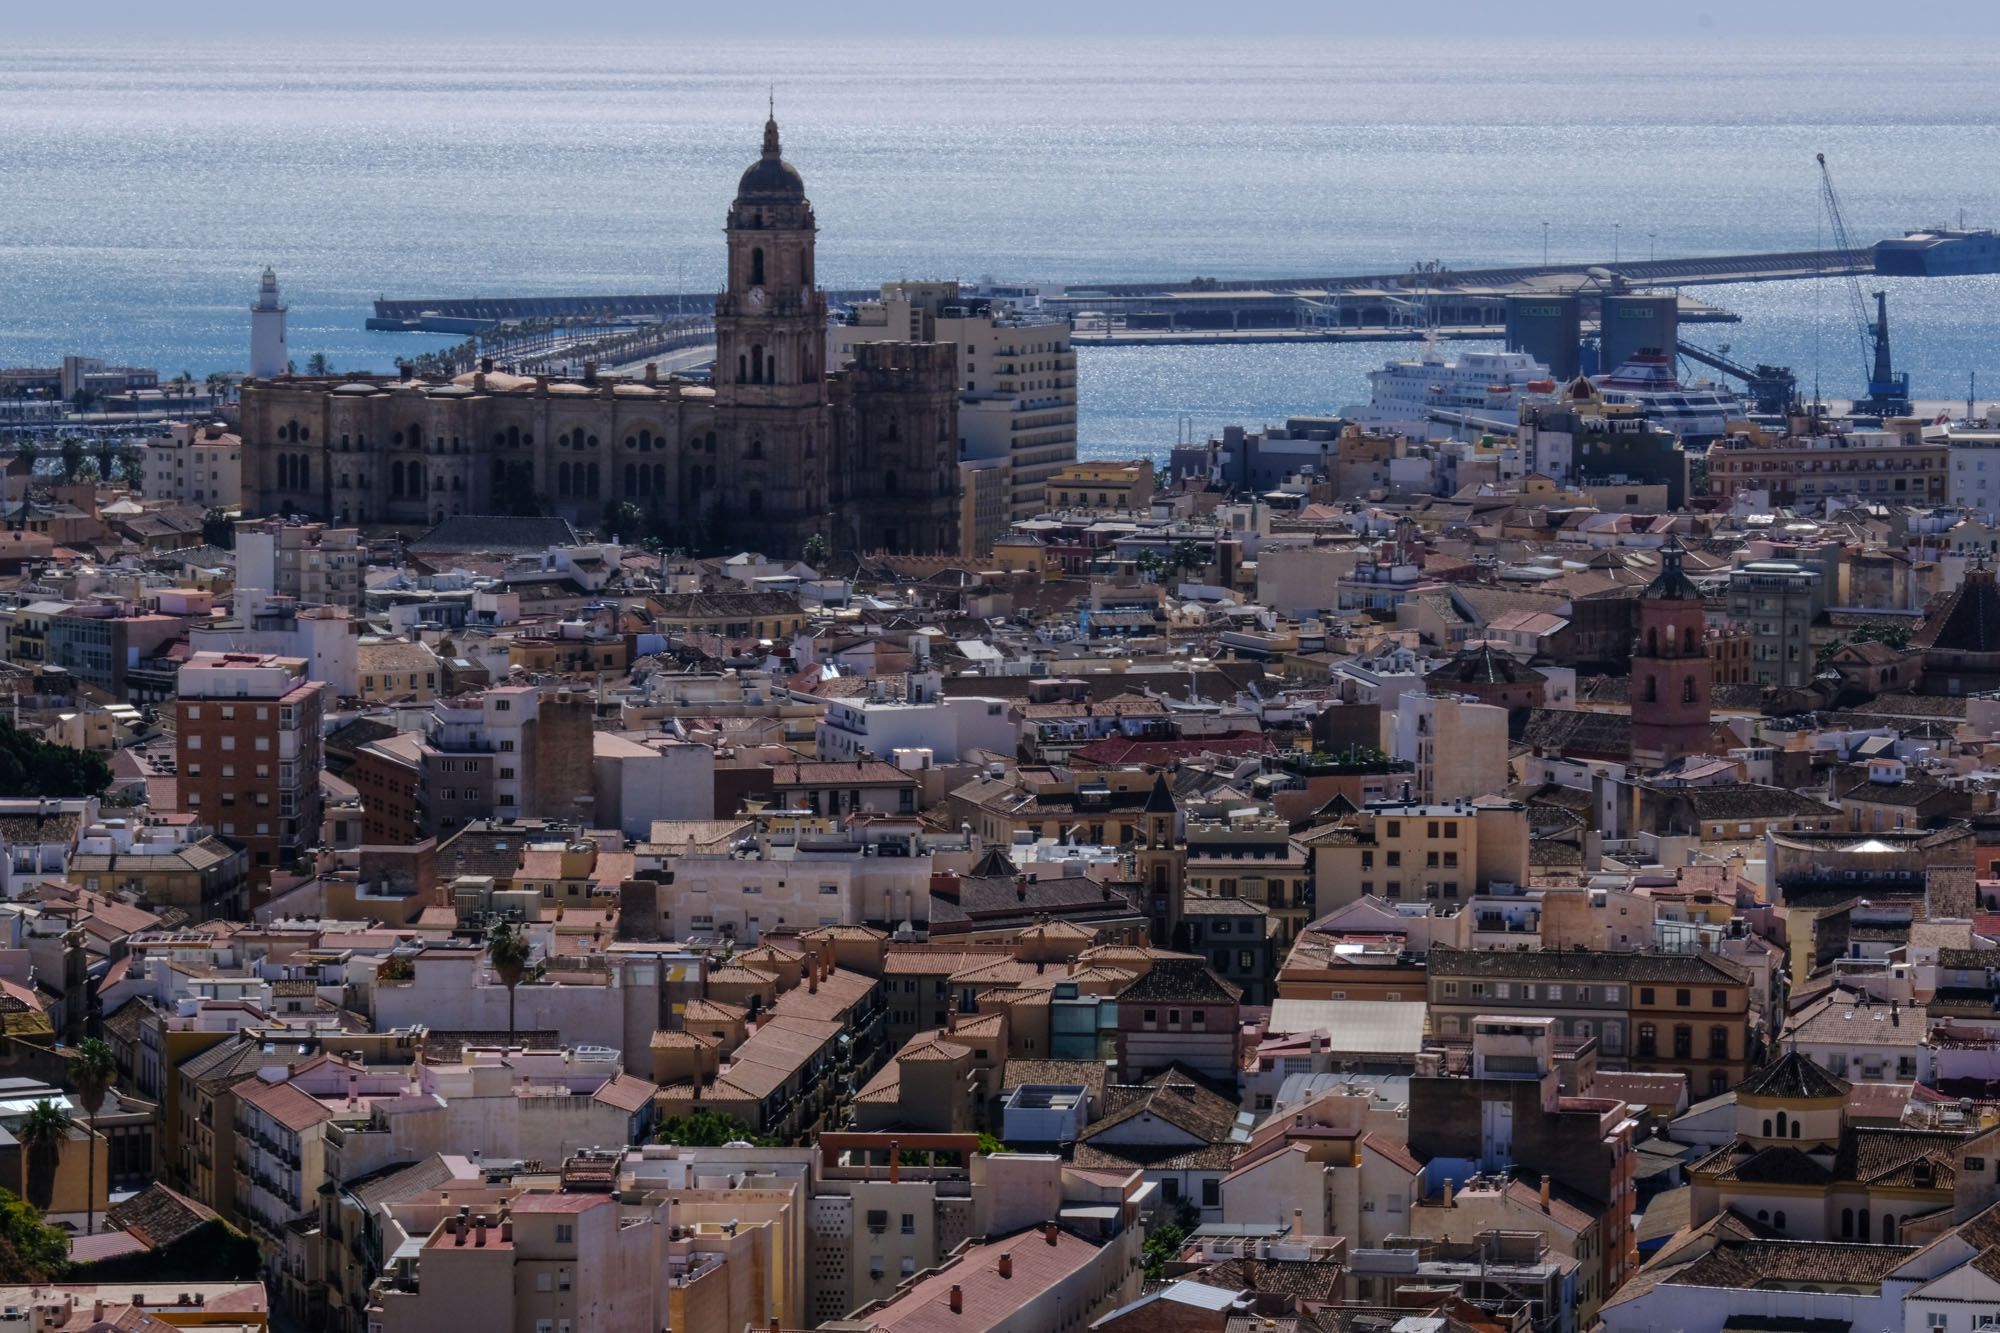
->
[6,35,2000,461]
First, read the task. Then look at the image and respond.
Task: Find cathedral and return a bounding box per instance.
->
[237,117,961,557]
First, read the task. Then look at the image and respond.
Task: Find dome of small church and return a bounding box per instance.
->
[737,116,806,202]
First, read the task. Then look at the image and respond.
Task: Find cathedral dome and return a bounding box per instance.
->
[736,116,805,202]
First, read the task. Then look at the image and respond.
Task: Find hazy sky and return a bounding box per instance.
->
[12,0,1999,37]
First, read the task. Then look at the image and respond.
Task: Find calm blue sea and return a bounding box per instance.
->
[4,36,2000,460]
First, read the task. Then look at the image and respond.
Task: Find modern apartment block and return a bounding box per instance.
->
[175,651,326,880]
[141,419,243,507]
[351,683,597,843]
[235,517,365,615]
[828,281,1077,522]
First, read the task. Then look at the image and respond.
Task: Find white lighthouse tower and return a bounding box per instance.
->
[249,267,288,379]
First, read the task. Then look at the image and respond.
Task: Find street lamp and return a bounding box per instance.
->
[1542,221,1550,266]
[1613,223,1622,264]
[1648,231,1657,263]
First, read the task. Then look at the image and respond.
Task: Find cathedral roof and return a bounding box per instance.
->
[737,116,806,203]
[1916,566,2000,656]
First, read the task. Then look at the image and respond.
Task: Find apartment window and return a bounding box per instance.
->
[185,706,201,719]
[220,706,235,719]
[1386,851,1401,867]
[1673,1025,1693,1059]
[555,1223,573,1244]
[500,767,515,779]
[900,1213,915,1235]
[1547,985,1562,1001]
[1386,821,1401,837]
[1709,1025,1729,1059]
[557,1270,571,1290]
[1711,989,1727,1008]
[1427,821,1440,838]
[1202,1178,1221,1208]
[1638,1023,1657,1057]
[187,735,201,750]
[499,740,515,752]
[1639,988,1654,1005]
[220,735,235,751]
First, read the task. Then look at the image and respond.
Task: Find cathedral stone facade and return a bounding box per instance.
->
[237,117,959,557]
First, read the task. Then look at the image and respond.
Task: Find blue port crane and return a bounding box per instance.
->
[1816,152,1911,414]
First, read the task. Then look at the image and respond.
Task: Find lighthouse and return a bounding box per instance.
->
[249,267,288,379]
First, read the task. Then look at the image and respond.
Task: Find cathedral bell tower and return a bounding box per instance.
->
[1630,536,1714,767]
[711,111,830,554]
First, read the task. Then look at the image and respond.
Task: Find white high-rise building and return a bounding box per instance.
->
[827,280,1077,525]
[249,267,288,379]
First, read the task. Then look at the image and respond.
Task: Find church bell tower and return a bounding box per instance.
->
[1630,536,1714,767]
[711,111,830,554]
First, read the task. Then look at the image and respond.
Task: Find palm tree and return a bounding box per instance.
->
[205,372,230,404]
[17,1100,71,1213]
[486,920,531,1048]
[70,1040,115,1237]
[58,439,85,484]
[14,442,38,530]
[94,439,115,486]
[1170,539,1207,579]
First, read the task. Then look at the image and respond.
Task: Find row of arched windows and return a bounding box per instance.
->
[557,462,601,498]
[389,461,457,498]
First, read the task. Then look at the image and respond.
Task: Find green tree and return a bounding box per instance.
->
[69,388,96,414]
[975,1131,1009,1156]
[486,919,532,1048]
[604,501,645,543]
[202,507,235,549]
[0,1188,68,1281]
[1134,548,1166,582]
[13,443,37,531]
[204,372,231,404]
[57,439,85,484]
[17,1100,71,1213]
[306,353,332,376]
[0,722,113,797]
[93,439,115,485]
[1170,539,1207,579]
[70,1040,116,1238]
[118,447,143,490]
[654,1109,776,1147]
[1141,1199,1200,1282]
[801,532,828,567]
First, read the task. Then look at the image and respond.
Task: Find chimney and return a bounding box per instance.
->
[1540,1175,1551,1211]
[501,1220,513,1241]
[998,1252,1012,1279]
[1044,1222,1059,1246]
[452,1218,466,1246]
[583,359,598,385]
[948,1285,963,1314]
[1291,1207,1304,1239]
[889,1140,901,1183]
[475,1216,489,1247]
[92,1302,103,1323]
[1444,1178,1455,1207]
[808,967,818,995]
[770,1320,781,1333]
[645,362,659,388]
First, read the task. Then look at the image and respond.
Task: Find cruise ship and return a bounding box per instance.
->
[1592,350,1748,444]
[1342,339,1555,435]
